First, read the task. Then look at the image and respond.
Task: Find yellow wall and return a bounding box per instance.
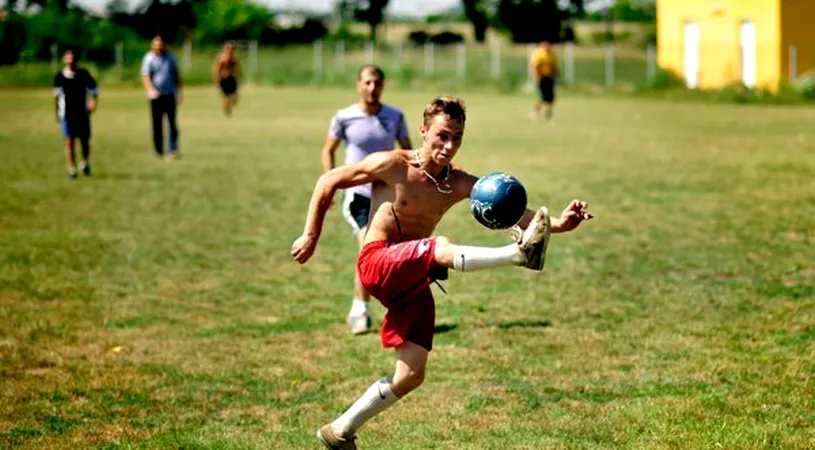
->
[658,0,781,89]
[780,0,815,82]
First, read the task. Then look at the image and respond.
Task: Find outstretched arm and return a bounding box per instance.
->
[291,152,396,264]
[516,199,591,233]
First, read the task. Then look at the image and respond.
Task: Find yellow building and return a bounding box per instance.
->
[657,0,815,90]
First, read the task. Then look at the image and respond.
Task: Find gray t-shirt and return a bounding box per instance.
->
[140,51,180,96]
[329,103,409,197]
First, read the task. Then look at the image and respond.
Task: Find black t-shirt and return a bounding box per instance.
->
[53,68,98,120]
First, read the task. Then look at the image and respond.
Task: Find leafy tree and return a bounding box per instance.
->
[192,0,272,42]
[348,0,389,42]
[461,0,489,43]
[0,11,27,65]
[612,0,655,23]
[496,0,561,43]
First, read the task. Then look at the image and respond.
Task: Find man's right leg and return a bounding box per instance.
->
[166,95,179,156]
[150,99,164,157]
[435,207,551,272]
[64,136,77,179]
[318,341,427,449]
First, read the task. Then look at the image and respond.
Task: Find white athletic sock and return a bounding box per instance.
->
[349,298,368,317]
[452,244,525,272]
[331,377,397,437]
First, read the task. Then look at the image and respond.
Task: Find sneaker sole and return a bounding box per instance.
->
[522,208,551,271]
[316,429,332,449]
[347,315,372,335]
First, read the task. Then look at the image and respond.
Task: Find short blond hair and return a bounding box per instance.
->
[423,95,466,127]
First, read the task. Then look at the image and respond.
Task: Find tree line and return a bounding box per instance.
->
[0,0,656,66]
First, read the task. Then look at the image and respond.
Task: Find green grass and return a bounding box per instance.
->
[0,85,813,449]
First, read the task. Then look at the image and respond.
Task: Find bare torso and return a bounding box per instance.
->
[364,150,477,244]
[217,54,237,79]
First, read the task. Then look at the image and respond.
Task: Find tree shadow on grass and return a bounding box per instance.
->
[434,323,459,334]
[434,319,551,335]
[495,319,551,330]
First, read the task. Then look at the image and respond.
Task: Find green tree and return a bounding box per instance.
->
[461,0,490,43]
[349,0,389,42]
[192,0,272,43]
[495,0,561,43]
[612,0,655,23]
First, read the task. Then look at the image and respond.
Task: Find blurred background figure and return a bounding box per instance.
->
[212,41,241,117]
[53,48,99,179]
[530,40,559,123]
[321,65,413,335]
[141,35,183,161]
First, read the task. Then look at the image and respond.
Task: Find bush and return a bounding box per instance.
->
[429,31,464,46]
[648,68,685,90]
[408,30,464,47]
[713,82,759,104]
[560,24,577,43]
[796,72,815,100]
[407,30,429,46]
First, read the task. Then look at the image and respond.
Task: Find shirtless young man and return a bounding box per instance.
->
[212,42,241,117]
[291,96,591,449]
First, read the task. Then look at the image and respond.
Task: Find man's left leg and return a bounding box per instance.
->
[319,341,427,449]
[78,117,91,176]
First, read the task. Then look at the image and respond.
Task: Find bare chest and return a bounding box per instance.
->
[391,170,458,218]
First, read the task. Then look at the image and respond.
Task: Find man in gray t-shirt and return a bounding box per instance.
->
[320,65,412,335]
[141,35,182,160]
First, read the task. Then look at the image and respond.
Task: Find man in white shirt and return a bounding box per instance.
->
[320,65,413,335]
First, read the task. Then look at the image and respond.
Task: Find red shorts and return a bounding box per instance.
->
[357,238,439,351]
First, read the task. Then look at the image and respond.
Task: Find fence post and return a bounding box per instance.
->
[425,42,434,76]
[365,41,375,64]
[115,41,124,71]
[789,45,798,84]
[183,39,192,70]
[51,43,59,69]
[248,40,258,78]
[336,41,345,72]
[605,43,615,87]
[313,40,323,81]
[565,42,575,85]
[395,41,403,69]
[490,41,501,79]
[456,43,466,79]
[646,44,656,83]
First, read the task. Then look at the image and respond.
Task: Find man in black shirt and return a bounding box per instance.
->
[53,49,99,178]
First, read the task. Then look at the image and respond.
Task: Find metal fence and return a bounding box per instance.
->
[46,40,815,90]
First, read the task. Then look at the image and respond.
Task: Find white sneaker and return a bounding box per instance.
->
[517,207,551,271]
[347,313,372,335]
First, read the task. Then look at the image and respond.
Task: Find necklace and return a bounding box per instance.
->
[414,148,453,194]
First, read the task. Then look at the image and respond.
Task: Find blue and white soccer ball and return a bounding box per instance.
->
[469,172,528,230]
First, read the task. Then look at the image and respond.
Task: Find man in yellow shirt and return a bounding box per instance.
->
[530,40,559,122]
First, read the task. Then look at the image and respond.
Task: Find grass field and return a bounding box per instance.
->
[0,85,813,449]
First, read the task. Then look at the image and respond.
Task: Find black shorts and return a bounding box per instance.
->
[219,75,238,95]
[342,192,371,232]
[538,77,555,103]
